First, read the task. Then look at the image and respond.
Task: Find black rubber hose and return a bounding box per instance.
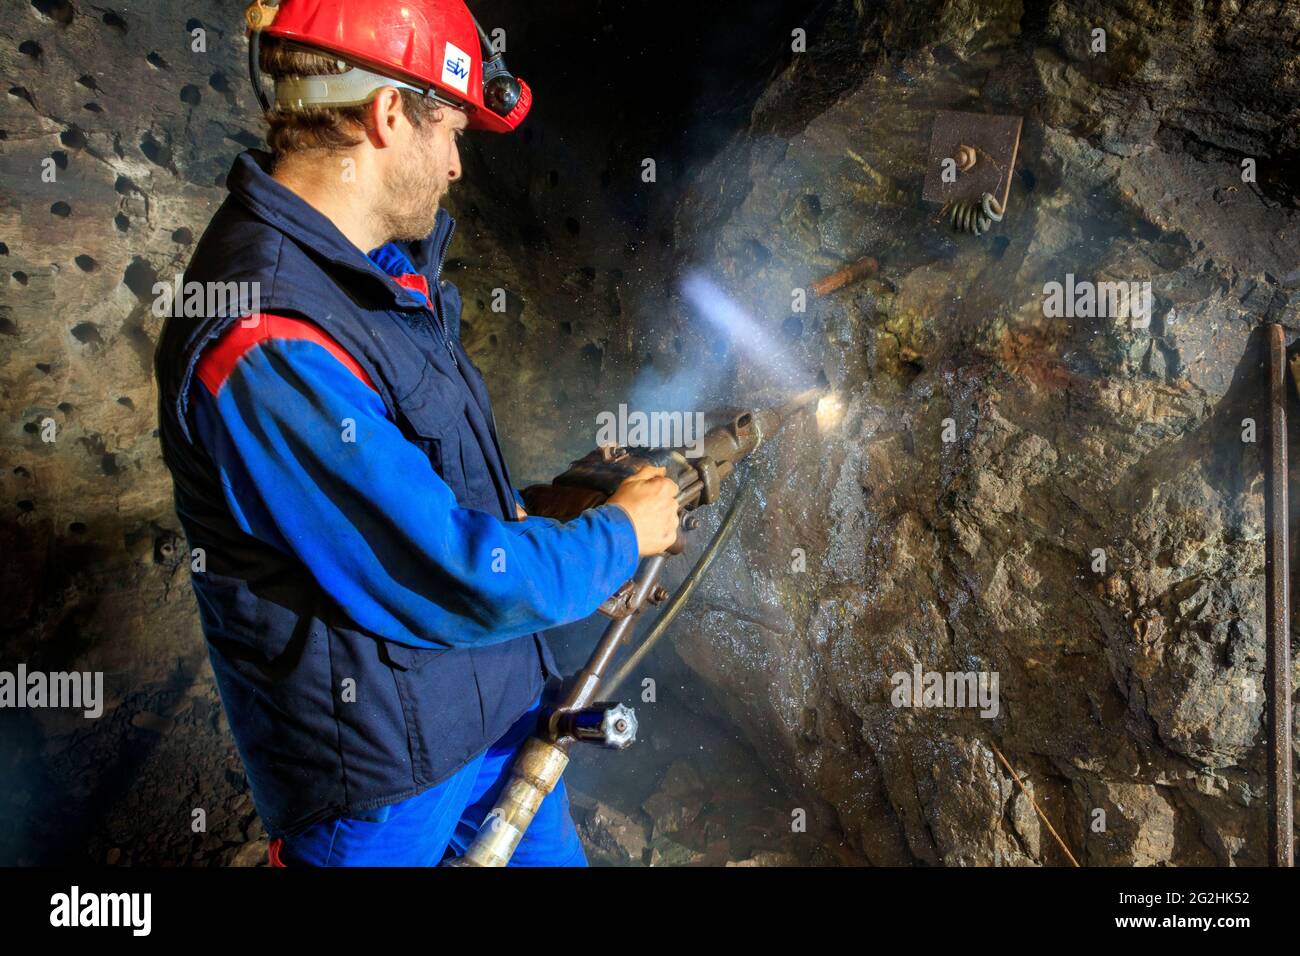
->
[248,28,272,114]
[604,477,755,696]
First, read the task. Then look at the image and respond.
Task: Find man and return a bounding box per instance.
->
[154,0,678,866]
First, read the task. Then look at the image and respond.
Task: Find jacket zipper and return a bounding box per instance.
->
[430,218,459,368]
[431,216,516,516]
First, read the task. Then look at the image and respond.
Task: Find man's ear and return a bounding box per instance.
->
[367,87,406,149]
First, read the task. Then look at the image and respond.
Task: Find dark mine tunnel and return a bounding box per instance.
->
[1,0,1299,932]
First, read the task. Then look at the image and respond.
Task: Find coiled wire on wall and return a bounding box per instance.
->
[950,192,1005,236]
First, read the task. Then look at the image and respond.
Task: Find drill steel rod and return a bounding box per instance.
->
[1264,323,1294,867]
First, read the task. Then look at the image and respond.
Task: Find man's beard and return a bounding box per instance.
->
[376,135,446,243]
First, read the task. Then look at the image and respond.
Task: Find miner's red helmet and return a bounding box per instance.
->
[243,0,531,134]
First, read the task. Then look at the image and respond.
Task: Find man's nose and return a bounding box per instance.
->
[448,143,462,182]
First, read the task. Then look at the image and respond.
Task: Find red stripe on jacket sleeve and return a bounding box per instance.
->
[195,314,378,396]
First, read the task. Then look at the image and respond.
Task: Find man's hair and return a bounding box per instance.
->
[259,37,444,161]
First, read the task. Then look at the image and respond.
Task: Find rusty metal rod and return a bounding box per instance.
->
[1264,323,1294,867]
[811,255,879,297]
[989,741,1079,867]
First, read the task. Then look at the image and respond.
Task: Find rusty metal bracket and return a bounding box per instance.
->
[923,110,1022,236]
[597,579,638,619]
[244,0,279,30]
[923,110,1021,209]
[1264,323,1294,867]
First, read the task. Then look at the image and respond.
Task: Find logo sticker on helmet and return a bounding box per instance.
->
[441,40,472,94]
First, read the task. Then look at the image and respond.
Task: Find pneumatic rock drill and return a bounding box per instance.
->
[450,387,824,866]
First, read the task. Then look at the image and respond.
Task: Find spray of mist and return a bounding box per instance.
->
[679,270,817,392]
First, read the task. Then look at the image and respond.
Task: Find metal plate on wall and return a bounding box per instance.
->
[921,111,1022,210]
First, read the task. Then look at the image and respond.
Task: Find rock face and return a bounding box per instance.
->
[1,0,261,865]
[638,0,1300,865]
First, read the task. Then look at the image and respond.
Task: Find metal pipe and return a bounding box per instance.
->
[811,255,879,297]
[553,555,667,723]
[1264,323,1294,867]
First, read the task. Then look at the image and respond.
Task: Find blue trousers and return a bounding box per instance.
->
[277,697,587,866]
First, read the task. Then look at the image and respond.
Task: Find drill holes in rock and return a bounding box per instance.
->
[32,0,76,27]
[122,257,157,301]
[155,535,179,563]
[140,132,171,168]
[70,322,101,345]
[50,202,71,217]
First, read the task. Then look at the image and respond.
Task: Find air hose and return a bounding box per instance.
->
[604,476,755,696]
